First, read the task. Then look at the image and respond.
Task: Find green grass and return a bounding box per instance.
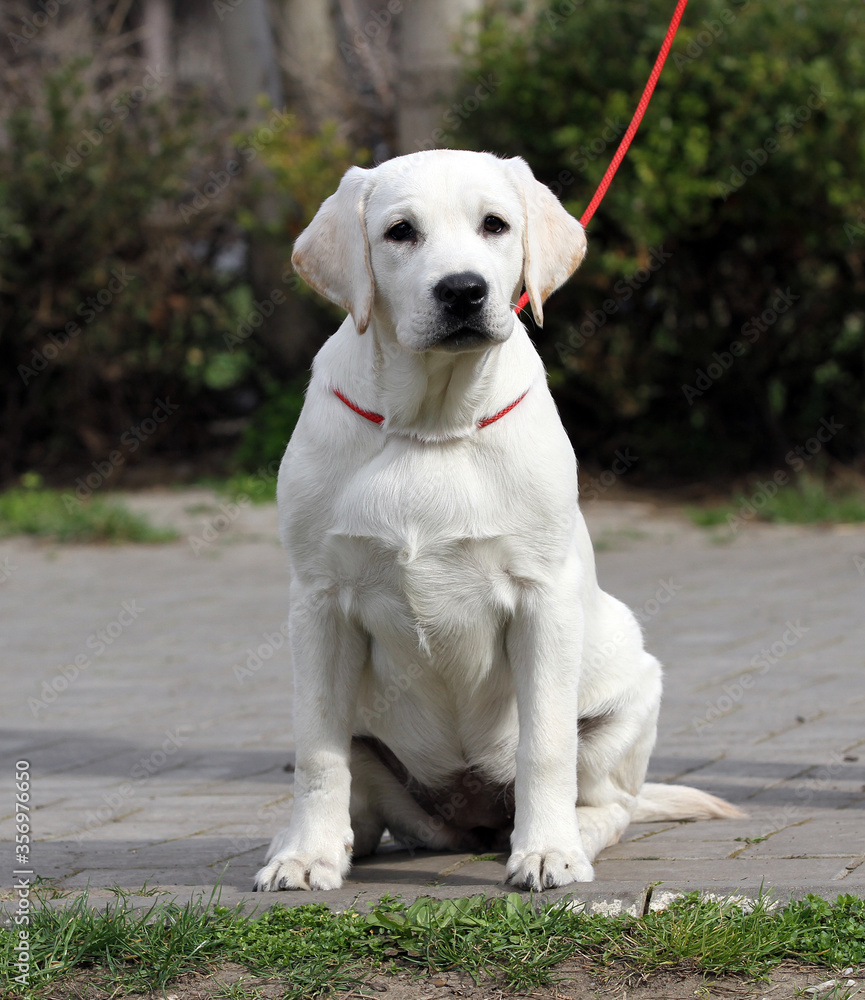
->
[687,475,865,530]
[195,465,281,506]
[593,528,650,551]
[688,505,734,528]
[0,486,177,544]
[756,477,865,524]
[2,890,864,999]
[217,471,278,505]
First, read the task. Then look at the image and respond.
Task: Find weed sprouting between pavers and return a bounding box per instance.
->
[1,889,864,998]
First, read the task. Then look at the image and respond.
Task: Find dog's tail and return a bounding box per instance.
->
[633,782,746,822]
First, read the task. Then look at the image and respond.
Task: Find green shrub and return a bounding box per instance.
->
[0,60,259,481]
[241,117,360,245]
[233,377,308,474]
[0,56,356,486]
[456,0,865,478]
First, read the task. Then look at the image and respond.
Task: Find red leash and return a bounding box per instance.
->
[334,2,689,427]
[514,0,689,316]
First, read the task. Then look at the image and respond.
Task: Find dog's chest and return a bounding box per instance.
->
[332,439,501,544]
[325,440,554,651]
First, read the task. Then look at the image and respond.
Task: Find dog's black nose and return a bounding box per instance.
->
[433,272,488,319]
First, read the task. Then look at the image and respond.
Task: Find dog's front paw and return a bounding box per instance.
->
[505,848,593,890]
[253,843,351,892]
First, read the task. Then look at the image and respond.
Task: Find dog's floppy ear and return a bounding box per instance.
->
[291,165,374,334]
[508,156,587,328]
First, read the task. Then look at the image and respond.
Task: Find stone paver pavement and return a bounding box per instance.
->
[1,490,863,914]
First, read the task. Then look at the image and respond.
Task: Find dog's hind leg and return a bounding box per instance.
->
[575,650,745,861]
[350,738,478,856]
[575,652,662,861]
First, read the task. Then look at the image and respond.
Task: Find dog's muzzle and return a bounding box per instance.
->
[428,271,494,351]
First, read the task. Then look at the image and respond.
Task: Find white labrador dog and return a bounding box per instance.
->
[254,149,742,893]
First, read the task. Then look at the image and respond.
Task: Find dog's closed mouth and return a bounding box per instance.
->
[431,326,492,351]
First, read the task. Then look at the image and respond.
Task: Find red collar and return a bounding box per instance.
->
[332,387,529,429]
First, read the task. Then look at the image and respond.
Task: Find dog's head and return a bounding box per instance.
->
[291,149,587,351]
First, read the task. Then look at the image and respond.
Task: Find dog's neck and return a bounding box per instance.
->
[361,316,534,442]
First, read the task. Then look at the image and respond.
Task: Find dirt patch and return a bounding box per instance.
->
[40,961,863,1000]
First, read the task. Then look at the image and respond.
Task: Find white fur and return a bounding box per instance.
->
[253,150,743,893]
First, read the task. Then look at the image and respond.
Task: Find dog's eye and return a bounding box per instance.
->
[385,221,415,242]
[483,215,508,234]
